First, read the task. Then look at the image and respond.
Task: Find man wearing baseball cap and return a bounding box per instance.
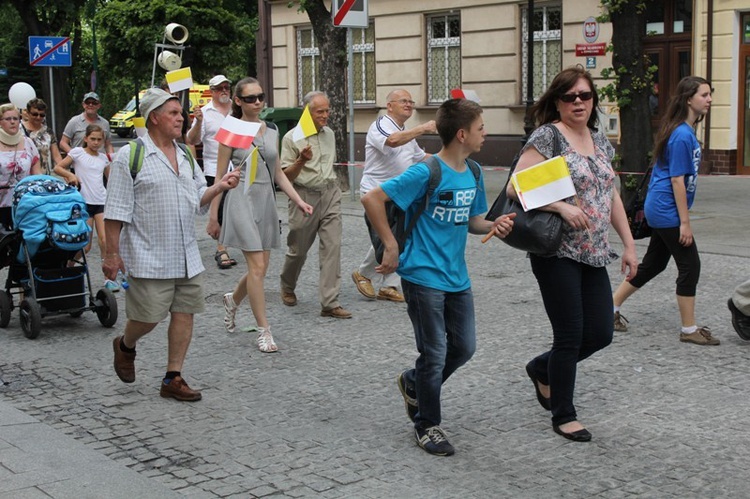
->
[60,91,114,155]
[104,88,241,402]
[186,74,237,269]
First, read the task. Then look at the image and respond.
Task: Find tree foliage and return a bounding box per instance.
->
[1,0,88,134]
[0,8,41,100]
[598,0,655,192]
[95,0,256,116]
[291,0,349,187]
[1,0,258,128]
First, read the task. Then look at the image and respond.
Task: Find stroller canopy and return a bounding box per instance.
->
[12,175,91,261]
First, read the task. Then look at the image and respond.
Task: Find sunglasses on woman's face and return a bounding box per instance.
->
[560,91,593,103]
[29,111,46,118]
[237,93,265,104]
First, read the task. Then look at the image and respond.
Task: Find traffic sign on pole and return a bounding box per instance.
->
[332,0,368,28]
[28,36,72,67]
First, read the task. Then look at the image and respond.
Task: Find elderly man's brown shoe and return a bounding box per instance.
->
[281,289,297,306]
[160,376,202,402]
[112,336,136,383]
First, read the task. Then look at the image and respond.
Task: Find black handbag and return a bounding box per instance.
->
[625,167,652,240]
[485,124,564,255]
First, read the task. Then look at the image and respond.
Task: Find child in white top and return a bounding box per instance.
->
[54,124,110,259]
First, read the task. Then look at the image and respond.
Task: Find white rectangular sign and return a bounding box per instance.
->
[333,0,368,28]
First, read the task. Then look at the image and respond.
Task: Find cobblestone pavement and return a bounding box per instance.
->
[1,171,749,498]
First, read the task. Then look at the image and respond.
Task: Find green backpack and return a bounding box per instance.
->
[127,138,196,179]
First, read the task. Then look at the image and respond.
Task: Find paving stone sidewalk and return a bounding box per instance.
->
[1,171,749,498]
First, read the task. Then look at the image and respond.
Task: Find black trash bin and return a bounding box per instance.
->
[260,107,304,148]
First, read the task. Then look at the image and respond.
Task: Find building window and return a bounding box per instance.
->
[427,13,461,104]
[297,27,320,104]
[352,23,376,104]
[521,5,562,102]
[297,25,375,105]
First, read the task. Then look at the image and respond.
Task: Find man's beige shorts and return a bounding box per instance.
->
[125,274,205,323]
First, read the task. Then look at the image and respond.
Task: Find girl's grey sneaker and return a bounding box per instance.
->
[679,326,720,346]
[414,425,455,456]
[613,311,628,332]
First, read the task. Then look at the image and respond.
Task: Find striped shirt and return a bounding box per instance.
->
[104,133,209,279]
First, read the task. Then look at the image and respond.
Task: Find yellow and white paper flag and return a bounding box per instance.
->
[291,105,318,142]
[242,146,260,194]
[165,67,193,93]
[132,117,147,138]
[511,156,576,211]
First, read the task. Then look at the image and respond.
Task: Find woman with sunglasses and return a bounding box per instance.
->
[612,76,717,346]
[507,66,637,442]
[211,77,313,353]
[0,103,41,229]
[22,98,62,176]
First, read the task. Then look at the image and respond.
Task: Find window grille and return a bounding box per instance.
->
[427,14,461,104]
[521,5,562,102]
[297,25,375,105]
[352,23,376,104]
[297,27,320,104]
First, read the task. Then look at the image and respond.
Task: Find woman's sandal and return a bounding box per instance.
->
[257,328,278,353]
[214,250,236,269]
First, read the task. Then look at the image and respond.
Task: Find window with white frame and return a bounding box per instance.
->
[352,23,376,104]
[521,5,562,102]
[297,25,375,105]
[427,13,461,104]
[297,27,320,103]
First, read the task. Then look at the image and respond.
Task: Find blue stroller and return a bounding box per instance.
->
[0,175,118,339]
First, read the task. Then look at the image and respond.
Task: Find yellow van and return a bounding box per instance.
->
[109,84,212,138]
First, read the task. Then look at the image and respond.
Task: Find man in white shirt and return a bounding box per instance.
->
[187,74,237,269]
[352,89,436,302]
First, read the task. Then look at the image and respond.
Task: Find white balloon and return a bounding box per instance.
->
[8,82,37,110]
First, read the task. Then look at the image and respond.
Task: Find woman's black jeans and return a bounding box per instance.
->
[527,255,614,426]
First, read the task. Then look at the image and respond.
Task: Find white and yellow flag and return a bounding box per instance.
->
[242,147,260,194]
[511,156,576,211]
[132,117,147,138]
[165,67,193,93]
[291,105,318,142]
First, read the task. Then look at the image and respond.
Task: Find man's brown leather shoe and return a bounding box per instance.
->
[112,336,136,383]
[377,287,405,302]
[160,376,202,402]
[281,289,297,306]
[320,306,352,319]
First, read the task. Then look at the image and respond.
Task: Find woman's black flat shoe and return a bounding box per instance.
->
[525,363,551,411]
[553,424,592,442]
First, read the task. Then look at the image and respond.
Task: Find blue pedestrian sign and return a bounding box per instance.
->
[28,36,72,67]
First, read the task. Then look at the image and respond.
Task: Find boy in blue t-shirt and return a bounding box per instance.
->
[361,99,515,456]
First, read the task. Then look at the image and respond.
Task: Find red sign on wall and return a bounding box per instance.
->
[575,43,607,57]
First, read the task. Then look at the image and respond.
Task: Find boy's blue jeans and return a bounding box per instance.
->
[401,279,476,428]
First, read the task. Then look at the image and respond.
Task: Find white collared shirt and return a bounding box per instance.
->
[360,114,425,194]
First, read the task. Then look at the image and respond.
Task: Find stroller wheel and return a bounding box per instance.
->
[0,291,11,328]
[95,288,118,328]
[20,298,42,339]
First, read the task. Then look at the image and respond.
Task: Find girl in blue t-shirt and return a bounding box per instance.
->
[612,76,719,346]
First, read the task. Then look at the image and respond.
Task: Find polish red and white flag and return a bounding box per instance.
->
[450,88,481,103]
[215,116,261,149]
